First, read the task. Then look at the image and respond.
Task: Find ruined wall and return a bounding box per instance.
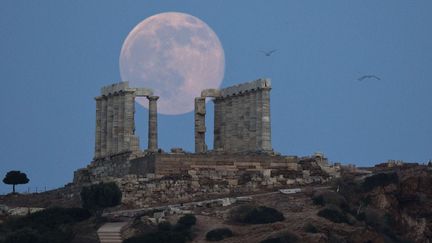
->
[213,79,272,153]
[73,153,135,184]
[112,156,331,208]
[75,153,300,185]
[195,79,272,153]
[152,153,298,178]
[73,152,338,208]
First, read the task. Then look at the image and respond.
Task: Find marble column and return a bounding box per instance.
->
[194,97,206,153]
[260,87,272,151]
[123,92,135,151]
[94,97,102,158]
[106,96,113,155]
[117,93,125,152]
[112,94,119,154]
[100,97,107,157]
[147,96,159,151]
[213,98,222,150]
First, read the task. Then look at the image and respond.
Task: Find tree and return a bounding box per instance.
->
[80,182,122,216]
[3,170,29,194]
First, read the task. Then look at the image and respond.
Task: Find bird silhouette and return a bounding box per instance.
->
[260,49,277,56]
[357,75,381,81]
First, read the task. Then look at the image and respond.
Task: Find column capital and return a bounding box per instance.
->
[147,95,159,101]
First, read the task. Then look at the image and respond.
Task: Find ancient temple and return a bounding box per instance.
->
[74,78,337,191]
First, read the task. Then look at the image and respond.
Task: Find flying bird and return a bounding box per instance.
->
[357,75,381,81]
[260,49,278,56]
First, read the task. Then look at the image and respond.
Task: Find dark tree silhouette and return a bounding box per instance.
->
[80,182,122,216]
[3,170,30,194]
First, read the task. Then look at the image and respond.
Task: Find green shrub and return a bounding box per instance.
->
[362,172,398,191]
[2,207,90,243]
[205,228,233,241]
[328,233,346,243]
[124,230,188,243]
[228,205,255,223]
[3,228,41,243]
[125,219,193,243]
[312,191,348,210]
[177,214,196,228]
[304,223,318,233]
[356,212,366,221]
[331,174,363,205]
[229,205,284,224]
[244,206,284,224]
[7,207,90,231]
[80,182,122,215]
[125,215,197,243]
[260,230,299,243]
[312,194,324,206]
[317,205,348,224]
[158,221,172,231]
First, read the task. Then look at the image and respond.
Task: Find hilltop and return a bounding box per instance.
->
[1,163,431,242]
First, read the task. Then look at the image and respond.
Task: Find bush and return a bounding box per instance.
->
[205,228,233,241]
[2,207,90,243]
[80,182,122,215]
[125,214,197,243]
[124,230,188,243]
[312,194,324,206]
[228,205,255,223]
[177,214,196,228]
[158,221,172,231]
[229,205,284,224]
[125,216,196,243]
[362,172,398,192]
[260,230,300,243]
[312,191,348,210]
[3,228,41,243]
[244,206,284,224]
[317,205,349,224]
[304,223,318,233]
[7,207,91,230]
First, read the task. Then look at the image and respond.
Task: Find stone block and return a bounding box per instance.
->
[201,88,221,97]
[227,179,238,186]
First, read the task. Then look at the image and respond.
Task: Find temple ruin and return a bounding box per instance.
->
[94,82,158,159]
[73,78,339,208]
[93,78,273,158]
[195,79,272,153]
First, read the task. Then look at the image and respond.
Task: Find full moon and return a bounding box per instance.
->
[119,12,225,115]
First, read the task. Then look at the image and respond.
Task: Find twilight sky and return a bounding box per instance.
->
[1,1,431,194]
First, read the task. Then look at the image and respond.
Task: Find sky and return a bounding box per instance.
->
[1,1,431,194]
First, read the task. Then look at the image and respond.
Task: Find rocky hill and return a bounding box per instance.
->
[1,164,431,242]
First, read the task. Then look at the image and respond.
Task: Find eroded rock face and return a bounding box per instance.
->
[0,204,9,216]
[395,169,432,241]
[341,166,432,242]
